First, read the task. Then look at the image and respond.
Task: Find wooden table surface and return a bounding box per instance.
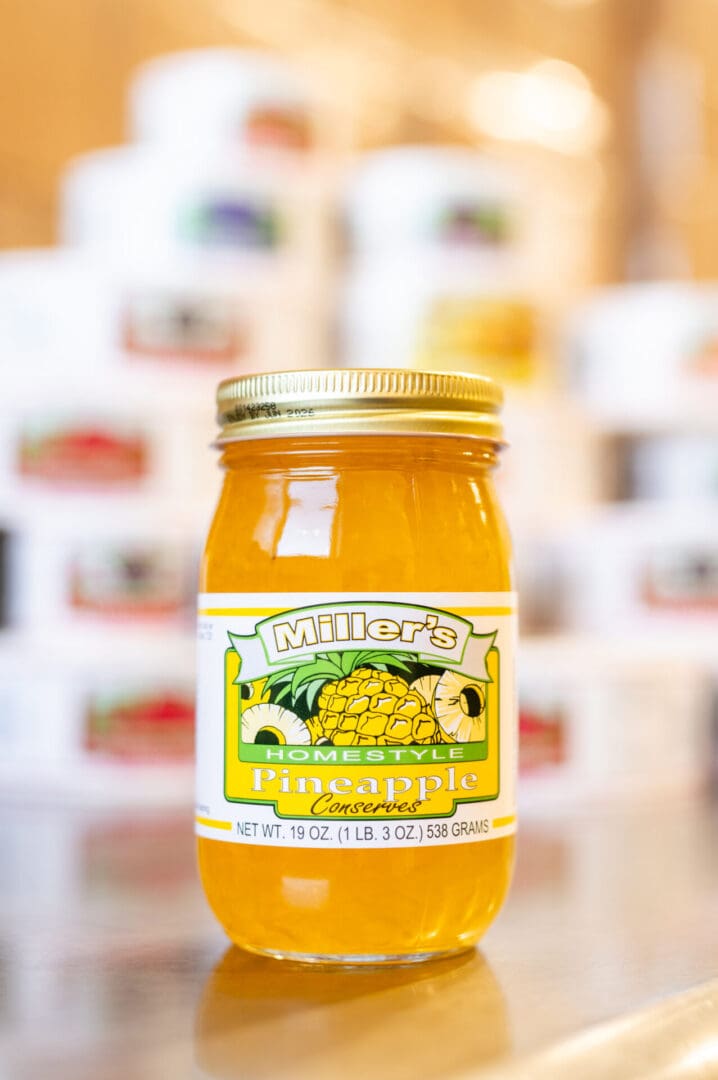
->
[2,795,717,1079]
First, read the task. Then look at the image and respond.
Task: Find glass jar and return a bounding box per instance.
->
[196,369,517,964]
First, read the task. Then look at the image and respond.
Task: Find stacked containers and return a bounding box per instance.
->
[0,49,332,802]
[564,285,718,638]
[128,49,320,150]
[340,147,537,384]
[519,284,718,811]
[518,638,711,809]
[340,147,602,634]
[340,159,717,808]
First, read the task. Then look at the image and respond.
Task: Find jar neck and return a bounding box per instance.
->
[219,434,503,474]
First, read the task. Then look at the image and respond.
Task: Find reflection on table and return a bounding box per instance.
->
[1,796,717,1079]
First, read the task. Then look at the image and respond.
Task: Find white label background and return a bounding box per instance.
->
[196,592,517,849]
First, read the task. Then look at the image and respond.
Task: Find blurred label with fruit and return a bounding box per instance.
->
[179,197,283,249]
[69,542,191,619]
[196,593,517,849]
[686,329,718,378]
[642,548,718,612]
[17,420,149,487]
[434,200,512,248]
[85,687,195,761]
[519,703,566,774]
[417,296,536,384]
[245,107,312,151]
[122,291,245,363]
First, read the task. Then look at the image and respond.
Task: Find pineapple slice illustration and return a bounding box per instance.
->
[434,671,487,743]
[411,674,455,743]
[264,651,440,747]
[241,702,312,746]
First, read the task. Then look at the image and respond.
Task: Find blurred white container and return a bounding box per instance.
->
[345,146,520,258]
[60,145,331,272]
[187,407,223,513]
[340,254,538,384]
[519,637,712,811]
[67,627,196,799]
[629,432,718,500]
[113,259,328,373]
[500,398,602,633]
[0,370,225,529]
[0,628,195,804]
[0,249,110,371]
[499,396,602,529]
[119,281,247,366]
[81,679,195,768]
[0,409,158,496]
[568,283,718,422]
[0,371,191,504]
[0,250,327,376]
[7,515,196,632]
[0,248,247,374]
[129,49,318,152]
[512,533,565,636]
[0,638,75,768]
[0,422,220,527]
[558,505,718,641]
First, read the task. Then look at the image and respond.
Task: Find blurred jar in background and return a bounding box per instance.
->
[128,49,320,152]
[340,146,543,389]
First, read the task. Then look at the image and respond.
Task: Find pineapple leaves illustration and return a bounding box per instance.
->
[263,649,415,714]
[252,649,445,746]
[230,640,491,746]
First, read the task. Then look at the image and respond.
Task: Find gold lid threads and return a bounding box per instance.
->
[216,368,504,445]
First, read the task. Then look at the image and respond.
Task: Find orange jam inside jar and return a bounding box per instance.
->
[196,369,517,964]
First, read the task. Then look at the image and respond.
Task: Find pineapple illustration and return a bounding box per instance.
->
[410,674,455,744]
[264,651,441,747]
[434,670,487,742]
[241,702,312,746]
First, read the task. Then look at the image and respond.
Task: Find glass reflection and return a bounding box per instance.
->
[275,475,339,560]
[194,946,510,1080]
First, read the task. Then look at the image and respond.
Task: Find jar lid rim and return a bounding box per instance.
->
[216,368,504,444]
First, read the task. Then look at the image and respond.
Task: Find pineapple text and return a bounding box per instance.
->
[251,764,479,817]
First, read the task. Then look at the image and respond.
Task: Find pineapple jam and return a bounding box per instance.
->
[197,369,516,963]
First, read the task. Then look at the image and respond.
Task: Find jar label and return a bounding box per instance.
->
[196,593,517,849]
[418,297,536,384]
[122,291,245,363]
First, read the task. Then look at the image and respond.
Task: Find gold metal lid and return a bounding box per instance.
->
[216,368,504,444]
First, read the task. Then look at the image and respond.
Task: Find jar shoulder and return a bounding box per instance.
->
[202,455,513,592]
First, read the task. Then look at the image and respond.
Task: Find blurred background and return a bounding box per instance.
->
[1,1,717,858]
[2,1,718,1074]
